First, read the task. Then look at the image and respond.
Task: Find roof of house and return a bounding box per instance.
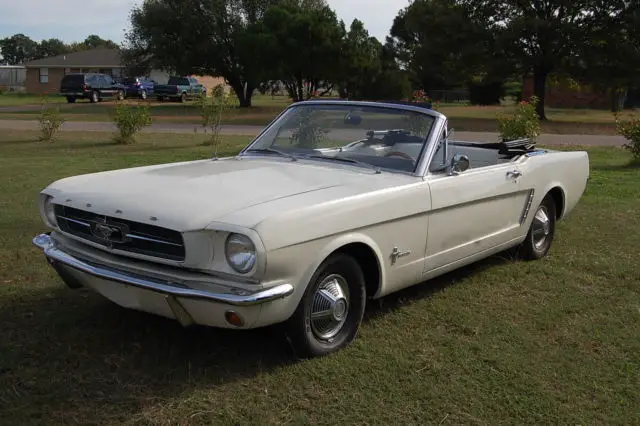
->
[24,48,123,68]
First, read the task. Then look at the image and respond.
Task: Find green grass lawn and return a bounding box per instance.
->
[0,92,62,107]
[0,130,638,424]
[2,94,639,135]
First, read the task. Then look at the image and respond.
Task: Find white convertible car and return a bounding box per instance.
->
[33,100,589,357]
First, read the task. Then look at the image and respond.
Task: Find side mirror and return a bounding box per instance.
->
[448,153,470,175]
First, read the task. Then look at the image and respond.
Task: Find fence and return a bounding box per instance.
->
[0,66,26,92]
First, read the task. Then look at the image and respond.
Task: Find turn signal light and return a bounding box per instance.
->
[225,311,244,327]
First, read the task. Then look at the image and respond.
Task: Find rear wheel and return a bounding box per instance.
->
[519,194,556,260]
[180,92,186,103]
[285,253,366,358]
[117,90,124,101]
[89,91,99,103]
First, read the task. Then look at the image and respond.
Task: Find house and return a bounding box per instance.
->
[521,74,610,109]
[23,48,229,95]
[0,65,26,92]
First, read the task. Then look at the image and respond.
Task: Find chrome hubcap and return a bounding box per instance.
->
[532,205,551,249]
[309,274,350,340]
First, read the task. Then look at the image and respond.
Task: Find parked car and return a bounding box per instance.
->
[32,100,589,357]
[59,73,125,103]
[154,76,207,102]
[121,76,155,100]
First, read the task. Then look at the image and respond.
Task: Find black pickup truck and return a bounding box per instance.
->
[154,76,207,102]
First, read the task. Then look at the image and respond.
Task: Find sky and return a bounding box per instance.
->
[0,0,405,44]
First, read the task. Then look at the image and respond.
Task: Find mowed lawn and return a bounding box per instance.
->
[1,94,639,134]
[0,130,638,425]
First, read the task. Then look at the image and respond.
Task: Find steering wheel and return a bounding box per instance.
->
[385,151,415,162]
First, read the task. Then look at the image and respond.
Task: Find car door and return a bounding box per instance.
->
[423,142,528,272]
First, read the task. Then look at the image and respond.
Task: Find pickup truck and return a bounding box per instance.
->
[154,76,207,102]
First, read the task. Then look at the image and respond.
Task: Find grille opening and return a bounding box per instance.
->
[54,204,185,261]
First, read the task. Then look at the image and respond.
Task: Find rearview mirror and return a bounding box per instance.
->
[448,153,470,175]
[343,112,362,125]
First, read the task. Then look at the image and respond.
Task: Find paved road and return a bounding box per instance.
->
[0,119,626,147]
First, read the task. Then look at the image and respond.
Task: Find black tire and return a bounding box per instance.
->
[117,90,124,101]
[180,92,186,103]
[519,193,557,260]
[140,90,147,100]
[89,91,99,103]
[285,253,366,358]
[66,96,76,103]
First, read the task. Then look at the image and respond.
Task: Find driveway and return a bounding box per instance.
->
[0,119,626,147]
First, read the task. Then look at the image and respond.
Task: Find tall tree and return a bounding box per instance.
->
[467,0,597,119]
[338,19,382,99]
[126,0,278,107]
[387,0,494,93]
[570,1,640,111]
[0,33,38,64]
[257,0,345,101]
[37,38,70,58]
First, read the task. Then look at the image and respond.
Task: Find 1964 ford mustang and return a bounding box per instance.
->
[32,100,589,357]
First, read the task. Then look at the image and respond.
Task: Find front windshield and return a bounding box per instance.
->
[243,103,436,173]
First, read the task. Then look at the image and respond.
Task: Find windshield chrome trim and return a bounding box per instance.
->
[238,100,445,177]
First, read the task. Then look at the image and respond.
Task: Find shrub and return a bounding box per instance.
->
[497,96,542,142]
[112,101,152,144]
[198,84,234,149]
[37,95,64,142]
[614,113,640,161]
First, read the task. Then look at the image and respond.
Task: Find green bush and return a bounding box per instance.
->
[112,101,152,144]
[497,96,542,142]
[37,96,65,142]
[198,85,234,149]
[614,113,640,161]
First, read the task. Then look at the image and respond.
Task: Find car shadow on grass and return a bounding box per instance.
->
[0,252,514,422]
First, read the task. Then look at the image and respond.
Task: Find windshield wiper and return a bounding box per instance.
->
[305,155,382,174]
[244,147,298,161]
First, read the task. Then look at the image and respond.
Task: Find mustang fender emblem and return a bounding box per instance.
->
[390,246,411,265]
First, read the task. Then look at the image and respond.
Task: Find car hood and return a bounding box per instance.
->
[43,157,383,232]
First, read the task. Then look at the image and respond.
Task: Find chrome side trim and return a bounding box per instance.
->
[32,233,293,306]
[519,189,536,225]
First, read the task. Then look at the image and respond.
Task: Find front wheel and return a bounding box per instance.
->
[285,253,366,358]
[117,90,124,101]
[518,193,557,260]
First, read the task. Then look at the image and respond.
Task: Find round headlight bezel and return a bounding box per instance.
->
[43,195,58,227]
[224,233,257,274]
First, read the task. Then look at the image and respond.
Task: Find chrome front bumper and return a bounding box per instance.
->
[32,233,294,307]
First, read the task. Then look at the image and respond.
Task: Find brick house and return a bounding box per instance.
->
[24,48,125,95]
[522,74,610,109]
[23,48,228,95]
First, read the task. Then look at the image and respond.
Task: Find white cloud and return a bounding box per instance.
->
[0,0,405,43]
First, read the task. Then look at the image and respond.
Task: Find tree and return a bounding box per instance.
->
[387,0,494,93]
[465,0,598,119]
[570,1,640,111]
[258,1,345,101]
[0,33,38,64]
[126,0,279,107]
[37,38,70,58]
[337,19,382,99]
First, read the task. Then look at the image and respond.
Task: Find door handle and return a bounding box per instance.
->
[506,170,522,178]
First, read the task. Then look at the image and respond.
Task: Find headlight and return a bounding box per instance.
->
[43,195,58,227]
[225,233,256,273]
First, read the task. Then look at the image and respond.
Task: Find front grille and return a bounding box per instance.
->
[54,205,186,262]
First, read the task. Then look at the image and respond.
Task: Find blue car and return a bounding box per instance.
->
[121,77,155,100]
